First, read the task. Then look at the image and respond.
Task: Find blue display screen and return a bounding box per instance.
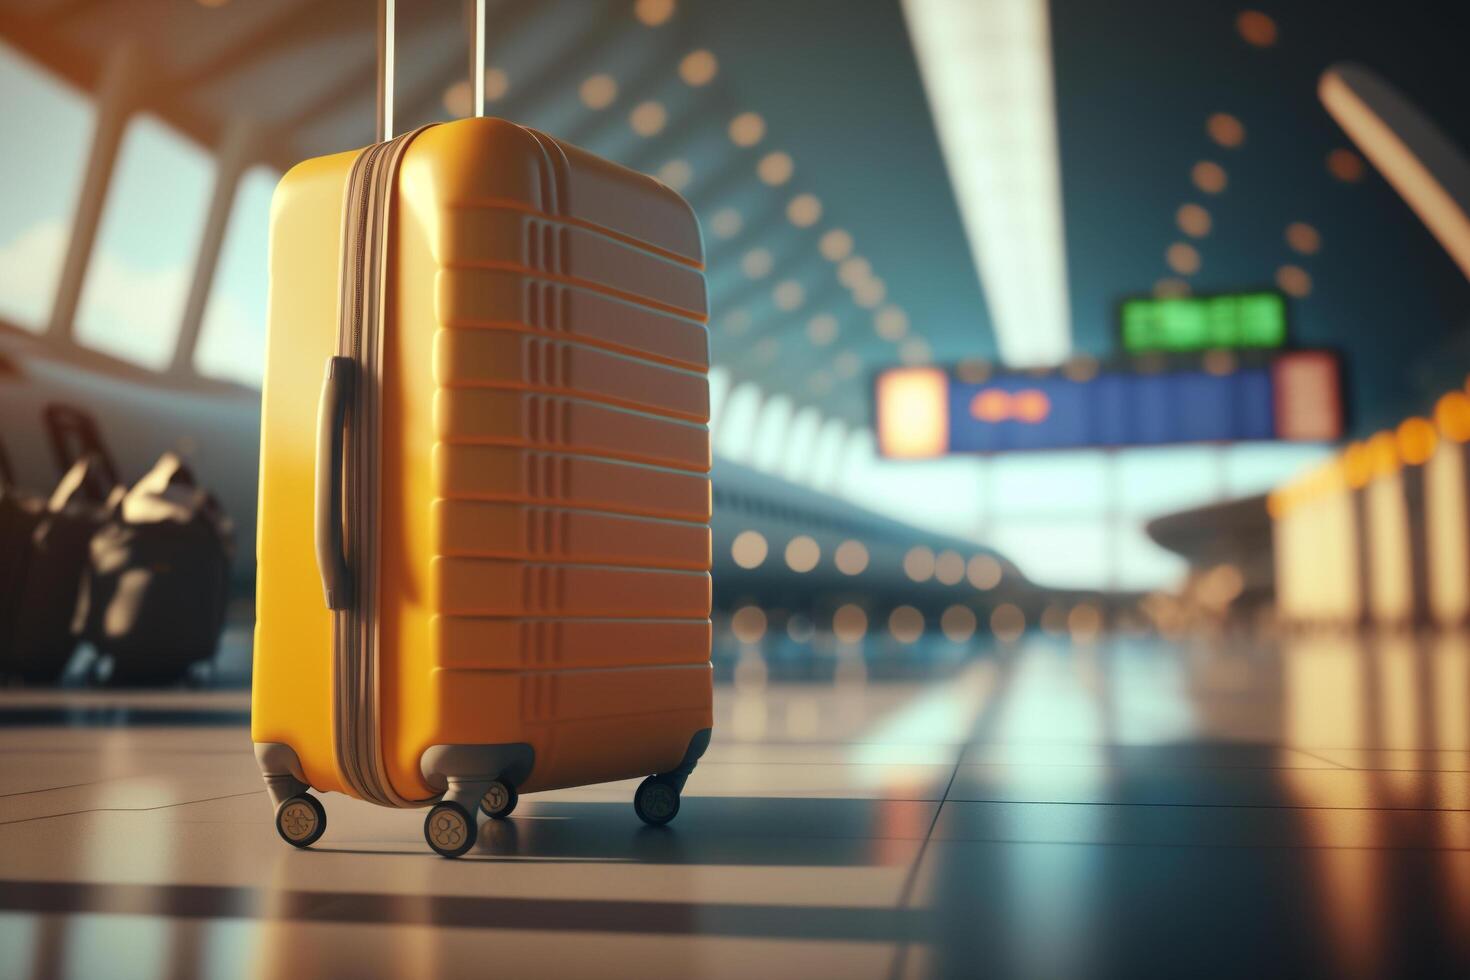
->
[945,370,1276,452]
[874,352,1342,458]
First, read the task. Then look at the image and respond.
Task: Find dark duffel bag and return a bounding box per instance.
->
[75,453,234,686]
[0,441,44,663]
[5,455,115,682]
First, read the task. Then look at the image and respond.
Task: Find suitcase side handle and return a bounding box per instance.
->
[315,356,355,610]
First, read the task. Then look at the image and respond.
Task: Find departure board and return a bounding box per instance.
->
[875,351,1343,458]
[1120,291,1288,353]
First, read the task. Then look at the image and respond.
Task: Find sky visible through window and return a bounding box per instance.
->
[0,40,94,331]
[74,113,213,369]
[0,41,274,383]
[196,165,276,387]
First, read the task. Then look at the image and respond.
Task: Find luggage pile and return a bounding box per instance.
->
[0,446,234,686]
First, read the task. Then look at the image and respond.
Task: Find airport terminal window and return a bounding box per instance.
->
[0,41,95,332]
[990,453,1109,517]
[195,165,277,387]
[74,113,212,369]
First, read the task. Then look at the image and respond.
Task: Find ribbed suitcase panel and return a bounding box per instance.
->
[413,121,711,798]
[439,209,706,318]
[432,445,710,521]
[435,665,711,791]
[435,558,711,618]
[434,329,708,422]
[434,389,708,472]
[438,665,709,724]
[436,268,708,371]
[434,617,711,670]
[432,500,709,569]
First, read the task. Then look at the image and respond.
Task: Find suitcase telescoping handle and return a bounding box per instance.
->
[315,356,355,610]
[377,0,486,141]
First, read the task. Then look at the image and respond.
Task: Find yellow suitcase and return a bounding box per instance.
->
[252,7,711,858]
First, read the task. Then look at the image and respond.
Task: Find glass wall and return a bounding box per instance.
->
[195,165,277,387]
[0,40,95,332]
[74,113,212,368]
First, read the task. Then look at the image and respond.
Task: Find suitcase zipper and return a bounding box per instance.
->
[331,127,431,807]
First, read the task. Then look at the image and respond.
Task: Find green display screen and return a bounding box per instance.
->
[1120,291,1288,353]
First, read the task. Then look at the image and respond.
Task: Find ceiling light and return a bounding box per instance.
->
[853,277,886,308]
[837,256,871,288]
[1326,148,1366,183]
[629,100,667,137]
[1276,265,1312,298]
[1191,161,1228,194]
[679,50,718,86]
[899,337,933,365]
[787,193,822,227]
[1285,222,1321,254]
[579,74,617,110]
[807,313,839,346]
[819,229,853,261]
[635,0,675,27]
[657,159,693,190]
[773,280,805,311]
[1176,203,1211,237]
[729,112,766,147]
[874,306,908,340]
[1207,113,1245,148]
[741,248,774,279]
[902,0,1072,365]
[1166,242,1201,275]
[709,207,742,238]
[757,151,794,186]
[1236,10,1278,47]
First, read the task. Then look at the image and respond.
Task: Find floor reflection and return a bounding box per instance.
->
[2,630,1470,977]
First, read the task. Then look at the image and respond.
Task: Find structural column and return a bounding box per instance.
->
[171,117,262,376]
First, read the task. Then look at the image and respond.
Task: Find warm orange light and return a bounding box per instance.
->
[1326,147,1366,183]
[1012,389,1051,422]
[1342,441,1374,489]
[1236,10,1278,47]
[728,112,766,147]
[1276,264,1312,297]
[971,388,1010,422]
[968,388,1051,424]
[877,368,949,458]
[1167,242,1202,275]
[1396,416,1438,465]
[1192,161,1228,194]
[1435,391,1470,443]
[1177,203,1212,237]
[1285,222,1322,255]
[1368,431,1401,478]
[678,50,718,86]
[1207,113,1246,149]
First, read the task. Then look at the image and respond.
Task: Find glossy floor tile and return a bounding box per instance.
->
[3,632,1470,978]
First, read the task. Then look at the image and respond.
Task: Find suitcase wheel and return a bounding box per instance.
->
[479,780,518,820]
[633,776,681,827]
[275,794,327,849]
[425,801,477,858]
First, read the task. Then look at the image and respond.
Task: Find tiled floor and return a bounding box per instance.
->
[3,631,1470,978]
